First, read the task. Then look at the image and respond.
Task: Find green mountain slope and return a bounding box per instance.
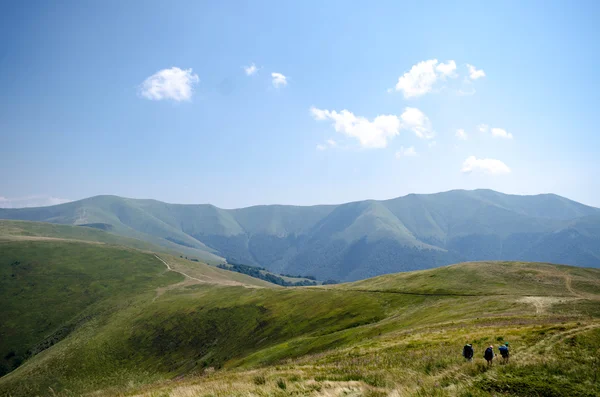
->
[1,190,599,281]
[0,239,183,378]
[1,232,599,396]
[0,221,283,381]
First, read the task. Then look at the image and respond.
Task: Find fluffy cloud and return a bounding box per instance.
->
[395,146,417,158]
[400,107,435,139]
[436,60,457,77]
[461,156,511,174]
[140,67,199,101]
[244,63,258,76]
[491,128,513,139]
[316,144,327,151]
[0,195,71,208]
[310,107,434,149]
[271,72,288,88]
[455,128,468,140]
[310,107,401,148]
[466,64,486,80]
[393,59,457,98]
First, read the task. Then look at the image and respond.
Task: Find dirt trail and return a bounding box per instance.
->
[518,296,567,315]
[564,273,584,298]
[152,255,207,302]
[155,254,206,283]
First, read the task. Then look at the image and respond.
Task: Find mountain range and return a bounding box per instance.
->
[1,189,599,281]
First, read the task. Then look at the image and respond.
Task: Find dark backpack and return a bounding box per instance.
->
[463,344,474,358]
[484,347,494,360]
[499,345,509,357]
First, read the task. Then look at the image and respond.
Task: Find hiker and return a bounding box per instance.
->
[498,342,510,364]
[462,343,474,361]
[484,345,495,366]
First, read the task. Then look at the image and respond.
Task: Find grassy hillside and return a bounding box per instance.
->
[0,219,174,253]
[346,261,600,296]
[0,239,183,378]
[1,190,600,281]
[1,233,599,397]
[0,221,283,381]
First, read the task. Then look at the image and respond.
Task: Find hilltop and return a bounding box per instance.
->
[1,189,599,281]
[0,222,599,396]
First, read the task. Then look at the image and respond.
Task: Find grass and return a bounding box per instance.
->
[1,222,600,396]
[0,239,183,378]
[160,254,277,288]
[0,219,170,253]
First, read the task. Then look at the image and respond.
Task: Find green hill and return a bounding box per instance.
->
[1,190,599,281]
[1,224,599,396]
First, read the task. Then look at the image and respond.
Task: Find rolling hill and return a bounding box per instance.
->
[1,189,599,281]
[0,222,599,396]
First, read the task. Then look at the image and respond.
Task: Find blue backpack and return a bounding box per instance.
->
[499,345,509,357]
[484,347,494,360]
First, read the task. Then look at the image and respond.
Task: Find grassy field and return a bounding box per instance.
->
[1,222,599,396]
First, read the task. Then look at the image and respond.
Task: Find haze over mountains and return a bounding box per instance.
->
[1,189,599,281]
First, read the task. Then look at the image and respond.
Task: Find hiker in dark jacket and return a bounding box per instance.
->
[498,342,510,364]
[484,345,495,366]
[462,343,474,361]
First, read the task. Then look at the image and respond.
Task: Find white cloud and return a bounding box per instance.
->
[0,195,71,208]
[310,106,434,148]
[428,140,437,148]
[140,67,199,101]
[400,107,435,139]
[326,139,337,147]
[244,63,258,76]
[436,60,457,77]
[310,107,400,148]
[271,72,287,88]
[395,146,417,158]
[466,64,486,80]
[461,156,511,174]
[491,128,513,139]
[316,144,327,151]
[455,128,468,140]
[393,59,457,98]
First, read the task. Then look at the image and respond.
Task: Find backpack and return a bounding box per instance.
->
[499,345,509,357]
[484,347,494,360]
[463,344,474,358]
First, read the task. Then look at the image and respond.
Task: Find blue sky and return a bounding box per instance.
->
[1,0,599,208]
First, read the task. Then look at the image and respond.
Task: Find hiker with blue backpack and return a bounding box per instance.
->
[498,342,510,364]
[484,345,495,366]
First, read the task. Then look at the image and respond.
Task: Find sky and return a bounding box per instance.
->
[1,0,599,208]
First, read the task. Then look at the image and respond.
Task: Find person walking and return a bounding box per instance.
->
[484,345,495,366]
[498,342,510,364]
[463,343,474,361]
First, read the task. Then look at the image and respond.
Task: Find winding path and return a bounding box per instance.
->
[154,254,205,283]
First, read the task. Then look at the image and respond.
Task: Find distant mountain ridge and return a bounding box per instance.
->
[1,189,599,281]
